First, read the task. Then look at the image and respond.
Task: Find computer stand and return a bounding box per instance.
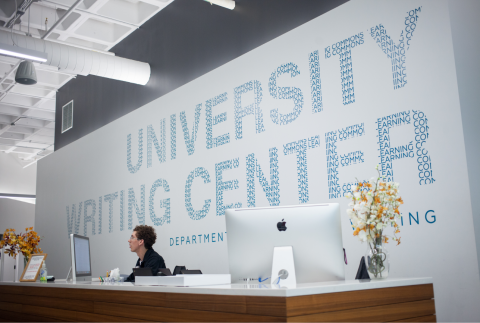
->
[66,267,74,282]
[271,246,297,285]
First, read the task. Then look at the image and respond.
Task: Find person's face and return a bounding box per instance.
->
[128,231,143,252]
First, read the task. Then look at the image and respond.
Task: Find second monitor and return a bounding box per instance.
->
[68,234,92,282]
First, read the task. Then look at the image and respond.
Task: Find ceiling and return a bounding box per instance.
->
[0,0,173,167]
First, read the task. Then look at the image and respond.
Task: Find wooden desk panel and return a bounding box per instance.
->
[288,299,435,322]
[285,283,434,316]
[0,283,435,322]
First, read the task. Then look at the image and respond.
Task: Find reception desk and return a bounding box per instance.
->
[0,277,435,322]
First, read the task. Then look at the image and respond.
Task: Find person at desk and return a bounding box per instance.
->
[125,225,165,282]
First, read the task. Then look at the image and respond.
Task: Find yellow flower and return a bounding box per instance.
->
[353,228,360,236]
[1,228,42,259]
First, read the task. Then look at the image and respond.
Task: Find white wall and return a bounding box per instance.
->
[35,0,480,321]
[0,198,36,232]
[0,153,37,195]
[0,198,35,281]
[0,142,37,280]
[449,0,480,278]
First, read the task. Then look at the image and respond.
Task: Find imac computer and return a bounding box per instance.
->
[225,203,345,284]
[68,234,92,282]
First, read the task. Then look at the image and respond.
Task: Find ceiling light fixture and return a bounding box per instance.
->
[205,0,235,10]
[0,193,35,199]
[0,193,36,204]
[15,60,38,85]
[0,43,48,63]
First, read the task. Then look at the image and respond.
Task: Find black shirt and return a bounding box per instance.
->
[126,248,165,282]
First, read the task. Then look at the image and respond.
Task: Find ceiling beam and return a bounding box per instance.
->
[1,91,56,101]
[0,102,55,113]
[6,124,51,154]
[0,115,14,124]
[41,0,140,28]
[0,125,13,136]
[0,62,21,87]
[0,112,54,123]
[0,132,25,140]
[42,0,84,40]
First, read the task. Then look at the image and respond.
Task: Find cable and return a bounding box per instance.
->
[10,116,26,126]
[11,0,19,47]
[258,275,282,284]
[27,4,30,36]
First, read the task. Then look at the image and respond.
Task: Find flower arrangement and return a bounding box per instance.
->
[345,166,403,278]
[0,227,42,261]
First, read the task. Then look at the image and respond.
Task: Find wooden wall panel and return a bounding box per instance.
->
[393,314,436,322]
[0,301,22,313]
[0,283,436,322]
[21,304,146,322]
[0,310,61,322]
[0,285,247,313]
[163,293,247,313]
[245,295,287,316]
[288,299,436,322]
[0,293,94,313]
[94,301,283,322]
[286,284,434,316]
[0,285,167,307]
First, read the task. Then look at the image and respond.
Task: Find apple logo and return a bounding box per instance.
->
[277,219,287,231]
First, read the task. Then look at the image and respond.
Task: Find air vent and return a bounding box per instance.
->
[62,100,74,133]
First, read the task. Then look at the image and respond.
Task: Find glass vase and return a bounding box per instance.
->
[365,235,389,279]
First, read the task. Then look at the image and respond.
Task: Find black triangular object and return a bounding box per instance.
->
[355,256,371,280]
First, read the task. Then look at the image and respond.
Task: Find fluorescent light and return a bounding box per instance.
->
[0,193,36,204]
[0,43,48,63]
[1,197,36,204]
[204,0,235,10]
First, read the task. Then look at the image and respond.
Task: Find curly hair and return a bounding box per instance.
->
[133,225,157,249]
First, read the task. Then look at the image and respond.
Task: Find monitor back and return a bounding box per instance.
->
[225,203,345,284]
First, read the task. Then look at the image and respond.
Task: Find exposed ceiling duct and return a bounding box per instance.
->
[0,29,151,85]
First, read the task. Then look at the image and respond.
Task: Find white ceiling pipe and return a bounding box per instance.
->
[0,30,150,85]
[0,25,115,56]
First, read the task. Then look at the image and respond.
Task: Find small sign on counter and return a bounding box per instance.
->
[20,254,47,282]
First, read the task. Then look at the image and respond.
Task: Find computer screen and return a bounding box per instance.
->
[225,203,345,284]
[69,234,92,280]
[74,236,91,275]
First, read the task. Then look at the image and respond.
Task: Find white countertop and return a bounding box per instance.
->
[0,277,433,297]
